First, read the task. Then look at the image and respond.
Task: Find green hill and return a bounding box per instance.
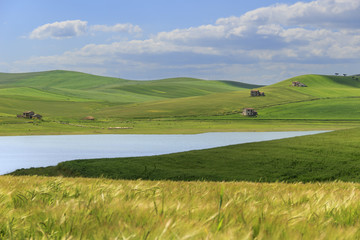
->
[97,74,360,119]
[259,74,360,119]
[0,70,259,118]
[1,71,360,131]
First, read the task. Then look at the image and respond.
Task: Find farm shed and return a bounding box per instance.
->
[292,81,307,87]
[22,111,35,118]
[250,90,265,97]
[17,111,42,120]
[242,108,258,116]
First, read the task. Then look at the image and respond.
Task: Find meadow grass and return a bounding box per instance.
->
[1,176,360,239]
[12,128,360,183]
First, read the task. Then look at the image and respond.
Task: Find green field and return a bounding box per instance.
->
[4,70,360,181]
[0,70,258,119]
[4,71,360,239]
[1,71,360,135]
[5,70,360,181]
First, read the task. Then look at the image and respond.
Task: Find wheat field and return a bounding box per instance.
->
[1,176,360,239]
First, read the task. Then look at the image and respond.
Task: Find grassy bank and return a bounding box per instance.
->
[2,176,360,239]
[11,128,360,182]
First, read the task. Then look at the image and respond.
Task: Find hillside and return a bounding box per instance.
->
[96,74,360,119]
[260,74,360,119]
[1,71,360,120]
[0,70,259,119]
[1,71,360,135]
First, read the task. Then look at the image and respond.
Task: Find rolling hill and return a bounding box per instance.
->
[0,70,260,119]
[96,74,360,119]
[1,70,360,128]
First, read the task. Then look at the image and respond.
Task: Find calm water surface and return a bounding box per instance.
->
[0,131,327,174]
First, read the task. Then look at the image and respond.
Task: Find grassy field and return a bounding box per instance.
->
[94,74,360,119]
[0,70,256,118]
[1,71,360,128]
[11,127,360,183]
[4,71,360,239]
[1,176,360,239]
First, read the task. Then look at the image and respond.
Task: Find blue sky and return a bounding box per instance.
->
[1,0,359,84]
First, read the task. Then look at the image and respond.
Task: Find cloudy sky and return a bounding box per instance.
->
[0,0,359,84]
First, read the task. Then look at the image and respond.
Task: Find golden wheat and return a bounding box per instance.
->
[1,176,360,239]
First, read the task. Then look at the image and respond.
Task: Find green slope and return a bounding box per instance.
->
[1,71,360,121]
[11,128,360,182]
[0,70,257,118]
[259,74,360,119]
[104,74,360,119]
[98,86,313,118]
[112,77,253,98]
[0,70,130,89]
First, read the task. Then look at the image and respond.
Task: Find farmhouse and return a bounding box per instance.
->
[292,81,307,87]
[242,108,258,116]
[22,111,34,118]
[17,111,42,120]
[250,90,265,97]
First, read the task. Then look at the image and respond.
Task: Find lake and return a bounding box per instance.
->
[0,131,327,175]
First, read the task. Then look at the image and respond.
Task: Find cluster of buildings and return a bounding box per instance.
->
[17,111,42,120]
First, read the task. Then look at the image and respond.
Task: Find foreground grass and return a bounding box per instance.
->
[12,128,360,182]
[1,176,360,239]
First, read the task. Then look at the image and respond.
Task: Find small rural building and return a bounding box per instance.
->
[292,81,307,87]
[250,90,265,97]
[22,111,35,118]
[242,108,258,116]
[17,111,42,120]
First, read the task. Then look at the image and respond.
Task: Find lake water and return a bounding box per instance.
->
[0,131,327,175]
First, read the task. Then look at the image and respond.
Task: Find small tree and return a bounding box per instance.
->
[343,74,347,76]
[335,73,339,76]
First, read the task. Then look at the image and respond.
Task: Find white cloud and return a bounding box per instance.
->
[15,0,360,83]
[90,23,142,34]
[29,21,142,40]
[29,20,88,39]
